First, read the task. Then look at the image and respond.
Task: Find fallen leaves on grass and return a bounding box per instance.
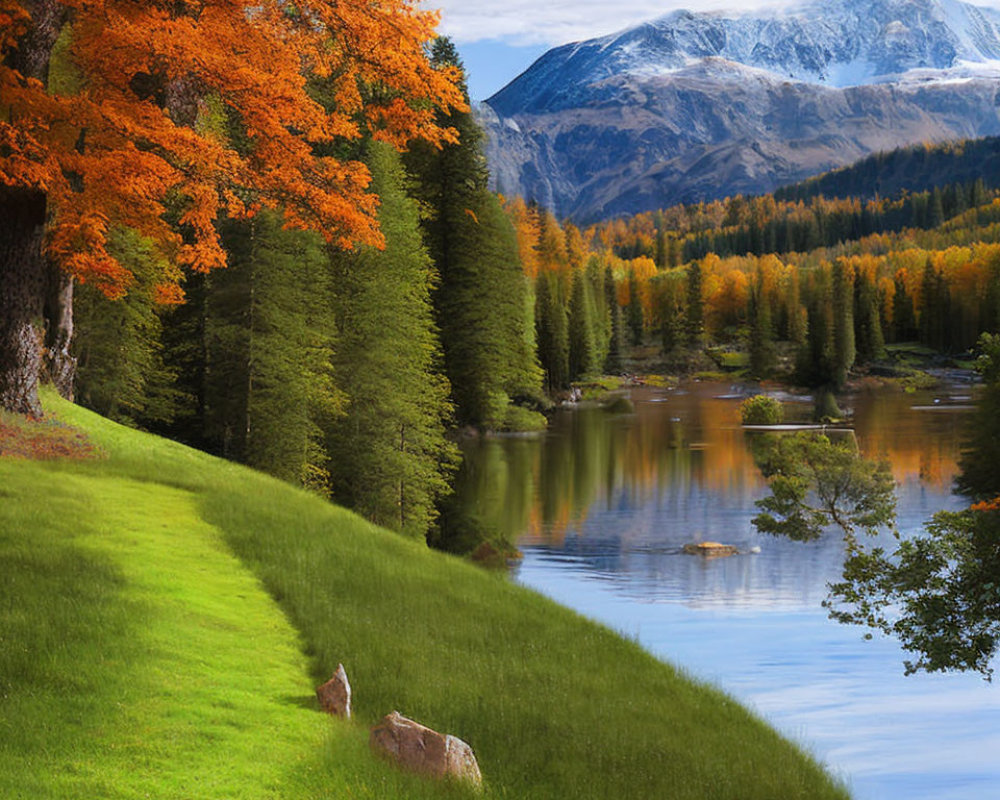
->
[0,412,105,460]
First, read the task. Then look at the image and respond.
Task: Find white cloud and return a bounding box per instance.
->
[424,0,795,46]
[425,0,1000,47]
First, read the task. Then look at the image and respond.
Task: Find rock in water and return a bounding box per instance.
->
[682,541,740,558]
[370,711,482,787]
[316,664,351,718]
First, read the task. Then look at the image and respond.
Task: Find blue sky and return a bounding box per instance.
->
[457,40,551,103]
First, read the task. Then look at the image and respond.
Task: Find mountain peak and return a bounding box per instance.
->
[480,0,1000,221]
[489,0,1000,116]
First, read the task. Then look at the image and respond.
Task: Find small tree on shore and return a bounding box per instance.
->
[751,433,896,544]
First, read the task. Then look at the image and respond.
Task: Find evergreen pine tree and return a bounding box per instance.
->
[919,259,950,350]
[970,178,988,209]
[202,211,336,489]
[604,266,625,374]
[892,272,918,342]
[158,270,208,447]
[405,38,542,427]
[797,269,836,387]
[785,268,807,349]
[627,270,644,346]
[536,270,570,390]
[832,259,856,389]
[929,186,946,228]
[685,259,704,347]
[73,227,185,427]
[749,270,776,378]
[853,268,885,364]
[586,256,611,370]
[326,142,458,537]
[654,211,668,269]
[568,271,599,380]
[657,270,686,355]
[950,181,968,216]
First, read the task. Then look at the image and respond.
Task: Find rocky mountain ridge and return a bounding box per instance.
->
[480,0,1000,221]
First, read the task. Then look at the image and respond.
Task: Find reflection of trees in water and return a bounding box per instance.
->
[456,384,967,551]
[530,395,769,544]
[452,437,537,546]
[459,390,778,546]
[457,376,999,674]
[850,390,964,491]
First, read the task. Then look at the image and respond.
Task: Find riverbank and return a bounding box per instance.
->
[0,391,849,799]
[559,341,979,419]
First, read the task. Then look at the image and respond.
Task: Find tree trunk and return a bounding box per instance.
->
[0,1,71,415]
[43,265,76,400]
[11,0,66,81]
[0,188,48,416]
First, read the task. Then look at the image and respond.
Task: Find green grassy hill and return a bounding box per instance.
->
[0,392,850,799]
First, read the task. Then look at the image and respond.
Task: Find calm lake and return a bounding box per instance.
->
[456,381,1000,800]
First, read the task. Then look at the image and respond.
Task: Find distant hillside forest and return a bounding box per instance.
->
[775,137,1000,204]
[503,144,1000,388]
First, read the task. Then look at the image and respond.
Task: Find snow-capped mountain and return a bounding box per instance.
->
[481,0,1000,220]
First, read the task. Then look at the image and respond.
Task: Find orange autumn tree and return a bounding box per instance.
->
[0,0,464,415]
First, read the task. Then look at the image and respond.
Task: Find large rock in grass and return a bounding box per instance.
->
[316,664,351,718]
[370,711,482,787]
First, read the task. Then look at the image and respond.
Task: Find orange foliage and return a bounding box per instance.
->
[505,196,540,279]
[535,207,568,274]
[0,0,463,297]
[564,223,587,272]
[878,275,896,325]
[971,497,1000,513]
[706,267,749,333]
[504,177,999,352]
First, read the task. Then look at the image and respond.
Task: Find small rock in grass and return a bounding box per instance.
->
[316,664,351,718]
[370,710,482,787]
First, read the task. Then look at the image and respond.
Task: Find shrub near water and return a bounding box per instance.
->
[1,393,850,800]
[740,394,784,425]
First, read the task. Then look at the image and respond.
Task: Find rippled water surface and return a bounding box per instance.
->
[456,382,1000,800]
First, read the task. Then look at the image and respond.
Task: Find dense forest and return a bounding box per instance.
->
[5,12,1000,800]
[0,3,544,546]
[70,39,547,545]
[3,2,1000,551]
[68,136,1000,544]
[504,173,1000,393]
[775,137,1000,204]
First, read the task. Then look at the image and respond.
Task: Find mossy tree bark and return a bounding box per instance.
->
[43,267,76,400]
[0,188,48,416]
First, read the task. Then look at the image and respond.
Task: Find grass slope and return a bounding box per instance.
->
[0,393,850,799]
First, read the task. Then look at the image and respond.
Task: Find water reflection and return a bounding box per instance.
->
[458,382,966,551]
[455,381,997,800]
